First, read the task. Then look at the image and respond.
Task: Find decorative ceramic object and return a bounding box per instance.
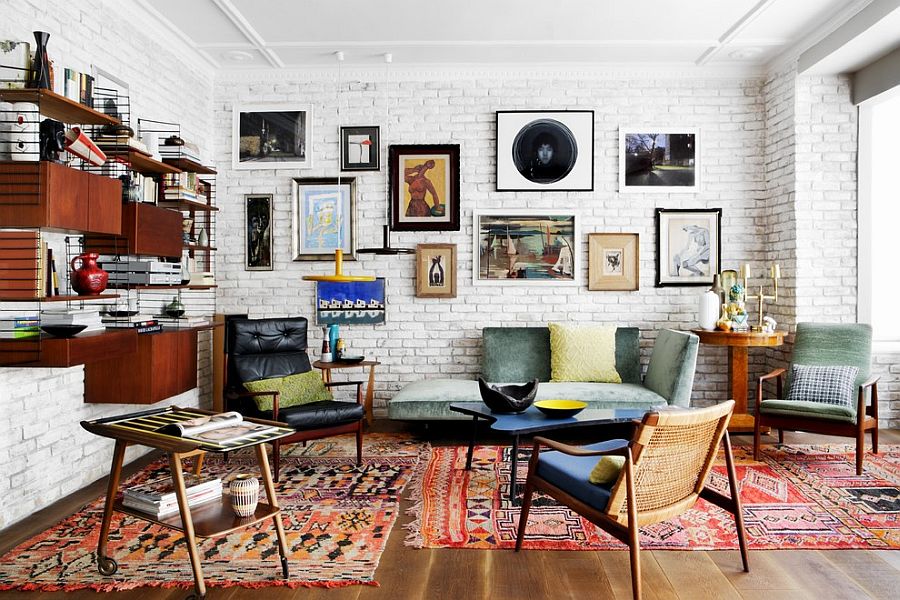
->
[165,296,185,318]
[197,227,208,247]
[478,377,539,413]
[320,326,332,362]
[182,218,194,243]
[29,31,50,90]
[9,101,38,161]
[70,252,108,295]
[716,303,732,331]
[229,474,259,517]
[699,286,719,331]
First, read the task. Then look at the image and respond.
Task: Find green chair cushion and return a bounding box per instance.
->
[243,371,333,411]
[787,323,872,397]
[759,399,857,423]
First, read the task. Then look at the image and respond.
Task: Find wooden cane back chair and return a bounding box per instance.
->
[516,400,748,600]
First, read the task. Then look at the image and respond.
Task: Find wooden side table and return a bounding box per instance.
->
[692,329,785,432]
[313,359,381,425]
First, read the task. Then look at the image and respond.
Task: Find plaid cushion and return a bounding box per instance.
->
[785,364,859,409]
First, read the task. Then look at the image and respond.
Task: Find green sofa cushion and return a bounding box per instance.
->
[643,329,699,407]
[759,399,857,423]
[482,326,641,384]
[387,379,668,420]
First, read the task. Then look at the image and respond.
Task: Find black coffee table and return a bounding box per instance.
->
[449,402,650,501]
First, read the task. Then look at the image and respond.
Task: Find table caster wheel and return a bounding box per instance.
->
[97,555,118,576]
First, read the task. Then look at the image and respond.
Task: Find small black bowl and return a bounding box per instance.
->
[479,378,539,413]
[336,355,365,364]
[40,324,88,338]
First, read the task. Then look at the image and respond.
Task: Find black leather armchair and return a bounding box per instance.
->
[225,317,364,480]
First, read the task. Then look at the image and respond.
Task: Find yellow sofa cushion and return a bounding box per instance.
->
[549,323,622,383]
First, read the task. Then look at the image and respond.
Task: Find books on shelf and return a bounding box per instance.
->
[94,135,150,155]
[41,308,105,332]
[156,316,209,327]
[0,315,40,338]
[101,314,157,327]
[156,411,278,444]
[122,473,222,519]
[0,231,50,298]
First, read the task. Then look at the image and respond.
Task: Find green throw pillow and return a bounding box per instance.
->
[589,456,626,485]
[549,323,622,383]
[243,371,332,412]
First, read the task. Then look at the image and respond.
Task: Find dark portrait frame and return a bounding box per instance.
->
[244,194,274,270]
[389,144,460,232]
[496,110,594,192]
[655,208,721,287]
[340,125,380,171]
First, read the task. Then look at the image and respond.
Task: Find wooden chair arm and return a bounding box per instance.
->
[857,377,879,416]
[859,375,880,389]
[756,367,786,412]
[532,436,630,457]
[323,380,365,388]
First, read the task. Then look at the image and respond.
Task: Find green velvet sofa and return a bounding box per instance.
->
[388,326,700,421]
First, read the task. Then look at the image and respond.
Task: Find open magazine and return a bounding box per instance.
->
[156,411,277,444]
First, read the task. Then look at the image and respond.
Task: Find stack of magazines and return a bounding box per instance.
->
[156,411,278,444]
[122,473,222,519]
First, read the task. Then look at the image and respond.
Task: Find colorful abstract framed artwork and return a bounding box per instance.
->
[619,127,700,192]
[316,278,386,325]
[473,210,579,285]
[233,103,312,170]
[496,110,594,191]
[655,208,721,287]
[244,194,273,271]
[415,243,457,298]
[389,144,460,232]
[588,233,639,291]
[340,126,380,171]
[292,177,357,261]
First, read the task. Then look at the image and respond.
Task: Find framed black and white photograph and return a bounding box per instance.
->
[620,127,700,192]
[341,126,380,171]
[496,110,594,191]
[245,194,273,271]
[656,208,721,287]
[233,103,312,170]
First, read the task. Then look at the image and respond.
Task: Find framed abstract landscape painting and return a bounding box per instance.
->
[473,211,578,285]
[292,178,357,261]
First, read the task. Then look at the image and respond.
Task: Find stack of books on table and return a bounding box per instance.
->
[40,308,104,333]
[122,473,222,519]
[0,315,40,339]
[157,315,210,329]
[101,314,161,334]
[159,140,202,163]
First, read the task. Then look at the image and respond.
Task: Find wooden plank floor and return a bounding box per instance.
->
[1,427,898,600]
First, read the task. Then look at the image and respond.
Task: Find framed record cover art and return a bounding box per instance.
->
[496,110,594,191]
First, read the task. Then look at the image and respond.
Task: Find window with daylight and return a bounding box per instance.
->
[859,88,900,343]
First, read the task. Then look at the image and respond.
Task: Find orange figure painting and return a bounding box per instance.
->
[402,156,447,220]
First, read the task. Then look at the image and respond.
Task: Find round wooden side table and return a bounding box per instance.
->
[691,329,785,432]
[313,359,381,425]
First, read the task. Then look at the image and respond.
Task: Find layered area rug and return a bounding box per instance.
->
[0,433,429,592]
[407,443,900,550]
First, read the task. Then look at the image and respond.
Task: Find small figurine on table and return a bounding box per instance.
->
[762,316,777,333]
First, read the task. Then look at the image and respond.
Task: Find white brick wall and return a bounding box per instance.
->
[0,1,215,528]
[214,68,767,412]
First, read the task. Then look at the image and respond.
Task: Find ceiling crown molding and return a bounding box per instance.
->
[215,63,765,84]
[133,0,218,72]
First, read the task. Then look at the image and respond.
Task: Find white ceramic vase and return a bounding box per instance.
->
[699,289,720,330]
[229,474,259,517]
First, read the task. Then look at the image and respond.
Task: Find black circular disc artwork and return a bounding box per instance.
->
[511,119,578,184]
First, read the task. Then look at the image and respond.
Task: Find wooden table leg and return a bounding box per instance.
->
[364,365,376,425]
[728,346,762,433]
[255,444,290,579]
[96,440,127,576]
[169,452,207,598]
[321,368,332,384]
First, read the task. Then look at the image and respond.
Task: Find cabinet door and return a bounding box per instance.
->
[88,173,122,235]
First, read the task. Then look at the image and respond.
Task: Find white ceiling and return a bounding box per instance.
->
[137,0,869,70]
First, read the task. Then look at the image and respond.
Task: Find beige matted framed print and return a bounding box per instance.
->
[588,233,639,291]
[415,243,457,298]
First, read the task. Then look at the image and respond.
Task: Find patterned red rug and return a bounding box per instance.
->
[0,434,429,593]
[407,444,900,550]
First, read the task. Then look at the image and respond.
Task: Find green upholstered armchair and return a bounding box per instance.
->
[753,323,879,475]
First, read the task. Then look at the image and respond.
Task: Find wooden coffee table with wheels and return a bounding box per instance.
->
[81,406,295,599]
[450,402,649,502]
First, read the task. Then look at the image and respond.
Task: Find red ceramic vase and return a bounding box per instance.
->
[70,252,108,295]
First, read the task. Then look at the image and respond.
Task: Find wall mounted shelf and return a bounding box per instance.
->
[0,328,137,368]
[0,88,120,126]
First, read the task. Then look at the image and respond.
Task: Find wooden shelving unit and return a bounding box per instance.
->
[0,328,137,368]
[160,157,216,175]
[0,293,118,302]
[158,198,219,212]
[0,88,120,126]
[104,150,181,175]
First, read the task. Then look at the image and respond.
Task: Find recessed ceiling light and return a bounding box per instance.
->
[729,48,763,60]
[223,50,255,62]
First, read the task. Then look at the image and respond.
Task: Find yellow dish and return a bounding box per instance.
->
[534,399,588,418]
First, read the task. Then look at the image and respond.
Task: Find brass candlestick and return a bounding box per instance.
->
[742,263,780,332]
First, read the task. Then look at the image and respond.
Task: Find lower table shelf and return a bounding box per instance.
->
[114,500,280,538]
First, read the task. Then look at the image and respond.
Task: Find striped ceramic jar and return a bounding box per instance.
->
[229,474,259,517]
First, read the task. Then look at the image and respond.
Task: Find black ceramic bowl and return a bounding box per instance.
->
[534,399,588,419]
[336,355,365,364]
[165,309,185,318]
[40,324,88,338]
[479,378,539,413]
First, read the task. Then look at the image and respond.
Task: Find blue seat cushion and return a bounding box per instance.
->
[535,439,628,511]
